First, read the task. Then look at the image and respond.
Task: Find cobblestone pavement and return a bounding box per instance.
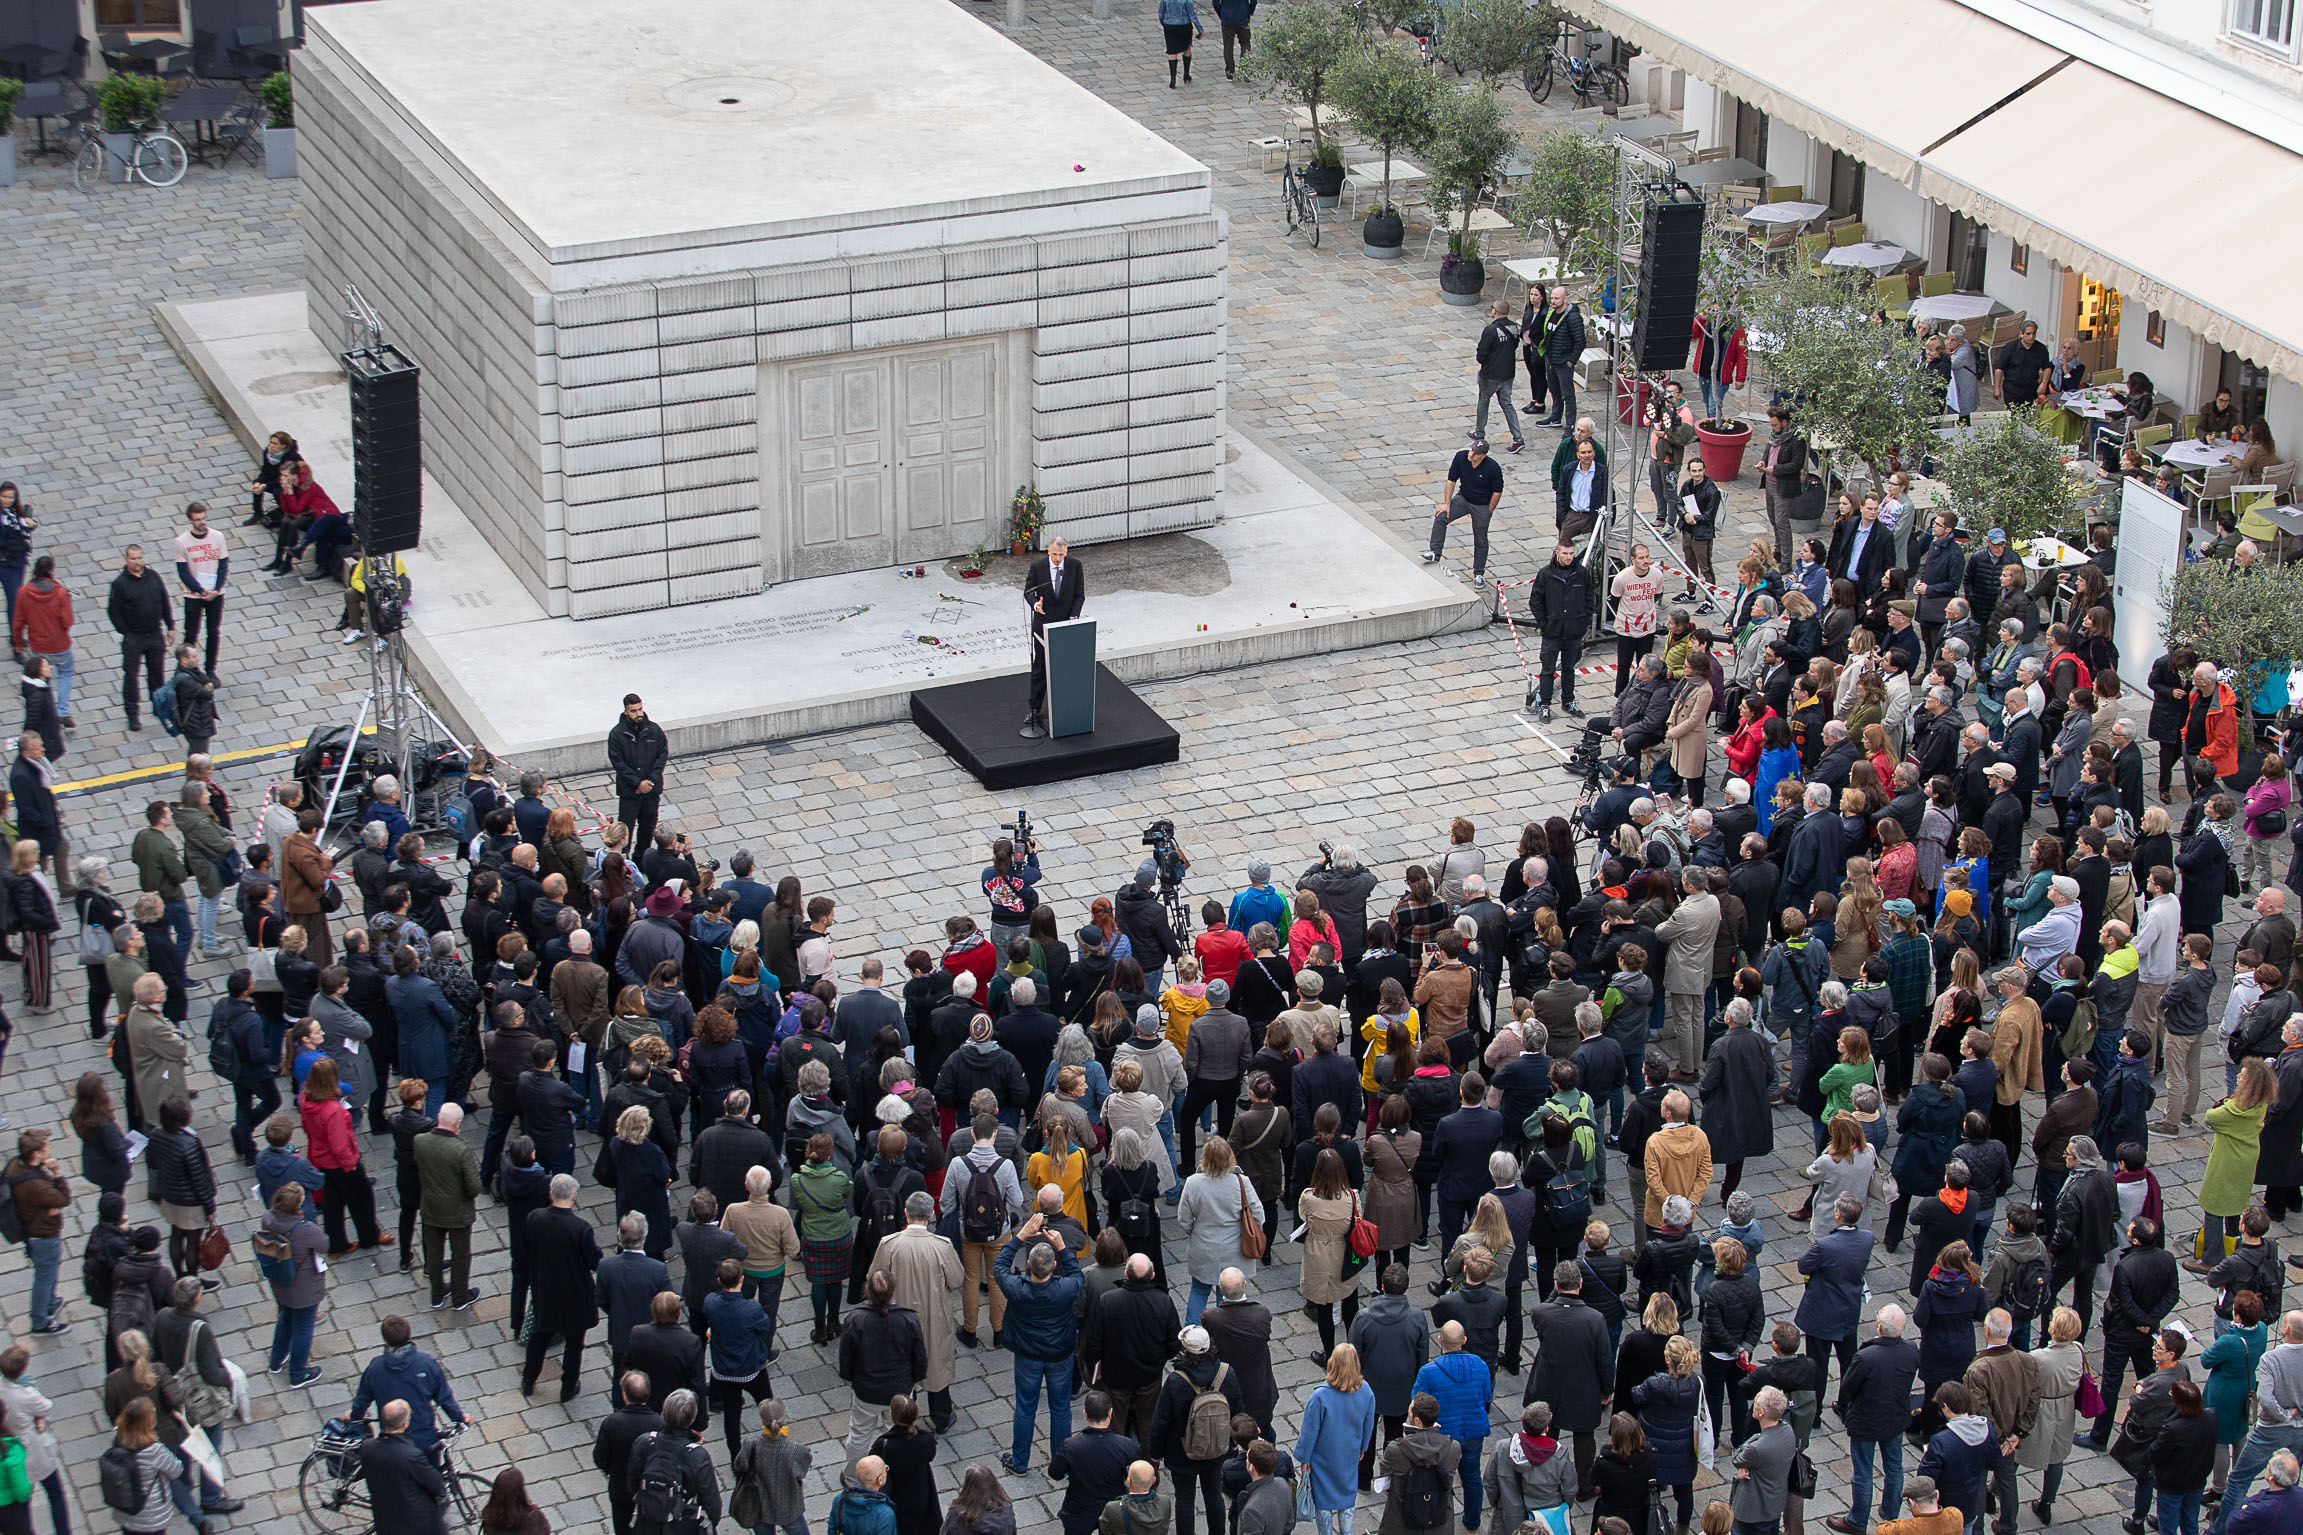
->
[0,5,2224,1534]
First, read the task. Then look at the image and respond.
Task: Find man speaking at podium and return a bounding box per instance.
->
[1020,537,1083,739]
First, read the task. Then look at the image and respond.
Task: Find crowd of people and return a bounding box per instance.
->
[11,409,2303,1535]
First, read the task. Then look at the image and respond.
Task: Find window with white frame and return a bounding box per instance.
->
[2230,0,2297,52]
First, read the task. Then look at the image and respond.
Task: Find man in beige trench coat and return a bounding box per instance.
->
[871,1191,966,1433]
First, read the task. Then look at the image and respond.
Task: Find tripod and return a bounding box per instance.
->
[318,568,468,838]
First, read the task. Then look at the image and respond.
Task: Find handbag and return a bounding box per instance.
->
[172,1320,232,1428]
[1789,1450,1819,1500]
[75,918,108,966]
[1868,1158,1900,1207]
[1694,1394,1716,1471]
[247,931,281,993]
[1236,1173,1266,1261]
[2075,1361,2107,1420]
[320,878,344,914]
[196,1223,230,1271]
[1341,1192,1375,1281]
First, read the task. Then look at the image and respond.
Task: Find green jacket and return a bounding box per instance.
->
[412,1127,481,1228]
[0,1435,26,1506]
[131,825,188,903]
[790,1160,854,1243]
[177,805,233,900]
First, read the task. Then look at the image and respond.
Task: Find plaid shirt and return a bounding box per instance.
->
[1881,931,1933,1017]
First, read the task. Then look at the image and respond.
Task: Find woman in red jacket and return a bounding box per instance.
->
[266,461,343,576]
[299,1056,388,1256]
[1723,693,1776,783]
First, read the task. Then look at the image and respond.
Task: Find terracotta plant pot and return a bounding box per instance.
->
[1009,539,1031,557]
[1695,418,1753,482]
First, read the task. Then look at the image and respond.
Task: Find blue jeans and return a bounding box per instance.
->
[34,647,71,715]
[1457,1438,1485,1529]
[196,893,219,949]
[163,898,193,958]
[1849,1435,1904,1533]
[169,1462,210,1526]
[2161,1489,2201,1535]
[1142,967,1166,997]
[422,1079,448,1117]
[1309,1509,1351,1535]
[271,1302,317,1374]
[1186,1278,1214,1325]
[1010,1354,1073,1469]
[1699,376,1723,419]
[570,1059,602,1130]
[26,1234,60,1327]
[0,562,23,636]
[2213,1426,2303,1535]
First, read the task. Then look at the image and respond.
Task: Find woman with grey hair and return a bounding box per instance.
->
[1099,1126,1166,1282]
[74,853,125,1040]
[1043,1022,1110,1123]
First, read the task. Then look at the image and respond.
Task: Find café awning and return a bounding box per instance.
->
[1574,0,2303,378]
[1913,59,2303,379]
[1567,0,2064,183]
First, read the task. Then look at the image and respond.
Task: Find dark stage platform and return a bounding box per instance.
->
[911,666,1181,789]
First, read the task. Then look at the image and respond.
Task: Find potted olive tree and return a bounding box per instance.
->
[260,70,296,179]
[1690,201,1765,477]
[1328,43,1438,260]
[1435,0,1560,87]
[0,80,21,188]
[97,74,166,184]
[1425,84,1515,306]
[1240,0,1358,206]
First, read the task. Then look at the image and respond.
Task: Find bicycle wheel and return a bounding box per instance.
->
[1523,59,1553,103]
[297,1453,373,1535]
[135,131,189,187]
[1282,175,1302,236]
[1300,191,1320,248]
[72,137,108,194]
[1604,67,1630,107]
[443,1472,495,1531]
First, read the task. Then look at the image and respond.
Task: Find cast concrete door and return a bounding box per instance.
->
[894,345,995,564]
[783,340,997,580]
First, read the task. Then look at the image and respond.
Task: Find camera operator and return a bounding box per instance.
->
[1298,844,1377,968]
[982,830,1042,955]
[1610,656,1672,759]
[1115,858,1184,993]
[1581,757,1644,850]
[641,827,705,892]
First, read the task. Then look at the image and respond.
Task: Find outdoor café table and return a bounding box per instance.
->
[2156,438,2247,472]
[2057,386,2128,421]
[1906,292,2002,324]
[1820,241,1908,275]
[1743,201,1828,227]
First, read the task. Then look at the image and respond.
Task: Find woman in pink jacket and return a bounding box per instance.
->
[1288,888,1343,971]
[2241,751,2293,892]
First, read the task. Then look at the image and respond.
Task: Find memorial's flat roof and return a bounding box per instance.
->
[307,0,1210,273]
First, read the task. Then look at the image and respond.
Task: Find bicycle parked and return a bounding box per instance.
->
[1280,137,1322,249]
[299,1419,492,1534]
[72,117,189,192]
[1523,29,1628,109]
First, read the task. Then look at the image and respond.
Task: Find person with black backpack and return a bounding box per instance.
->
[846,1126,926,1306]
[627,1390,721,1535]
[100,1397,185,1535]
[1377,1391,1458,1535]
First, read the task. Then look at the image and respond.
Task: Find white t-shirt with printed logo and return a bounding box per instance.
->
[1611,565,1663,638]
[174,527,228,592]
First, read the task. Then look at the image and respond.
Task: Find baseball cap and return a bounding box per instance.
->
[1986,527,2008,544]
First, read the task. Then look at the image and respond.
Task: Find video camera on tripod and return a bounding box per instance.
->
[1141,818,1190,929]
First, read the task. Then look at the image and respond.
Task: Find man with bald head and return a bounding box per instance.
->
[1414,1319,1496,1530]
[355,1400,447,1535]
[1085,1250,1183,1442]
[593,1370,665,1535]
[1203,1265,1278,1437]
[1098,1461,1170,1535]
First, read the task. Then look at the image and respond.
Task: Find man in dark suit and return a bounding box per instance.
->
[1021,538,1085,738]
[1524,1262,1614,1496]
[620,1291,710,1425]
[1200,1267,1278,1437]
[596,1213,671,1379]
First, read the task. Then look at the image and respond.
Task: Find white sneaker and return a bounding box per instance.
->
[338,629,363,644]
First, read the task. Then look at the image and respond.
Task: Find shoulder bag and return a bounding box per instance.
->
[1236,1173,1266,1261]
[172,1319,232,1428]
[1342,1191,1377,1280]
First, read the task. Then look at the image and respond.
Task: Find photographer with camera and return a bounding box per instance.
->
[1299,844,1377,969]
[1115,856,1185,995]
[983,820,1043,956]
[1612,656,1672,761]
[1580,757,1645,852]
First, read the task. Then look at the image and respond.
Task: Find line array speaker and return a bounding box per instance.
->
[344,344,422,555]
[1630,192,1704,373]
